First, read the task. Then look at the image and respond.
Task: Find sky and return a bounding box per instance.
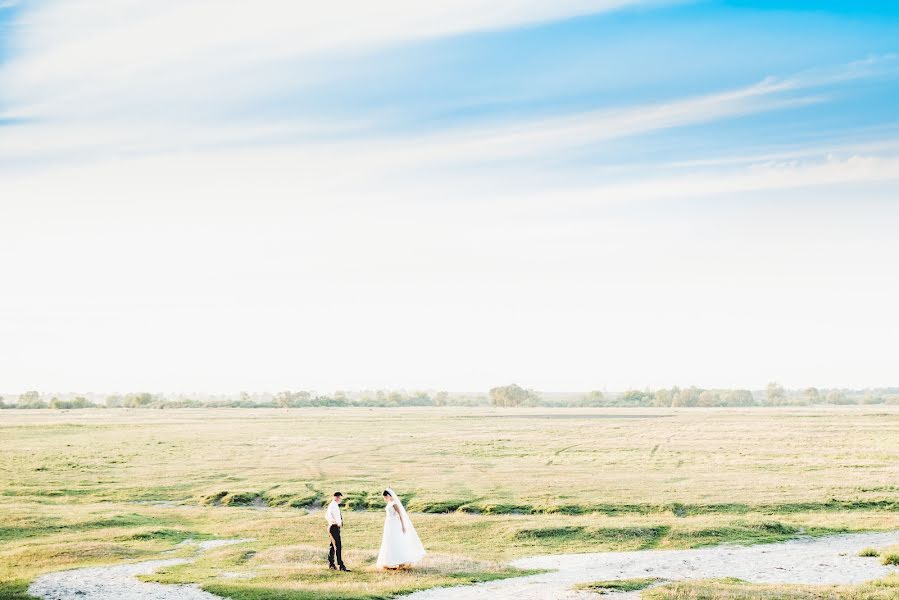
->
[1,0,898,394]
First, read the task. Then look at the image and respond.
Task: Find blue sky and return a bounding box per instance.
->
[1,1,898,393]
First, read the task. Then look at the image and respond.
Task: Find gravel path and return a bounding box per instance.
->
[406,531,899,600]
[28,540,250,600]
[26,532,899,600]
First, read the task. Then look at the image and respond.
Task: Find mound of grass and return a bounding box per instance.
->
[462,503,533,515]
[882,552,899,566]
[123,529,196,542]
[199,491,228,505]
[341,491,386,511]
[409,499,473,513]
[859,547,880,557]
[221,492,260,507]
[514,526,587,540]
[513,525,667,550]
[263,491,319,509]
[751,521,798,535]
[575,577,661,594]
[198,491,264,507]
[659,520,830,548]
[591,526,668,548]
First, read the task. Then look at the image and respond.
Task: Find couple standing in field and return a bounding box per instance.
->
[326,489,426,571]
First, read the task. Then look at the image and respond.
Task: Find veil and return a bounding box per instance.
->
[385,488,411,525]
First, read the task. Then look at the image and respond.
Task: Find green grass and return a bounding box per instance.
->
[644,575,899,599]
[575,577,661,594]
[859,547,880,557]
[0,580,34,600]
[1,407,898,599]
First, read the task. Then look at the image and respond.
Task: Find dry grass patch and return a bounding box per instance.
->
[146,545,530,600]
[644,575,899,599]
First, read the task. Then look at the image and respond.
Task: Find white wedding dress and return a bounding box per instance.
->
[376,489,425,568]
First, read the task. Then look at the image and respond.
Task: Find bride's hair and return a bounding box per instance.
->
[382,489,391,497]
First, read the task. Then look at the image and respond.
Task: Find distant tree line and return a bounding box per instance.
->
[0,389,486,409]
[2,384,898,410]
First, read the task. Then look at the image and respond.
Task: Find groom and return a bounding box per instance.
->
[326,491,350,571]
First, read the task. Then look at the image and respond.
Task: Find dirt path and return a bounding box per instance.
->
[26,532,899,600]
[406,531,899,600]
[27,539,250,600]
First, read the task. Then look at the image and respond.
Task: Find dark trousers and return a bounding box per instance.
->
[328,524,344,568]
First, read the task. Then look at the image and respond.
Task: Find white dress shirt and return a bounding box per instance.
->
[326,499,342,527]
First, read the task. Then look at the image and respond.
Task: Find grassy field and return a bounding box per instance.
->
[2,407,898,599]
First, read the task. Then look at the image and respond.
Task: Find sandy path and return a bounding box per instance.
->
[27,532,898,600]
[406,531,899,600]
[28,539,250,600]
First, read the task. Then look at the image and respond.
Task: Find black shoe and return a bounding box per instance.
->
[339,566,351,572]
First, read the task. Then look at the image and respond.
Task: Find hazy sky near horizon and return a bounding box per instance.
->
[2,1,899,394]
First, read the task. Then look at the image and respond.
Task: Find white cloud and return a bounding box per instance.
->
[1,0,652,118]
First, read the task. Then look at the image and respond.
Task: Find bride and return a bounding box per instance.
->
[376,488,426,569]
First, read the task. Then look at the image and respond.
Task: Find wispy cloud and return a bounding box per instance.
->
[2,56,893,175]
[550,152,899,208]
[0,0,655,118]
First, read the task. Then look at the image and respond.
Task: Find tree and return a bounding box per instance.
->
[653,389,673,407]
[276,391,292,408]
[765,382,785,406]
[698,390,721,407]
[721,389,755,406]
[617,389,653,407]
[489,384,539,407]
[18,391,47,408]
[825,391,850,405]
[105,395,123,408]
[434,391,449,407]
[576,390,606,407]
[861,393,884,405]
[801,387,820,405]
[125,392,155,408]
[672,387,701,407]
